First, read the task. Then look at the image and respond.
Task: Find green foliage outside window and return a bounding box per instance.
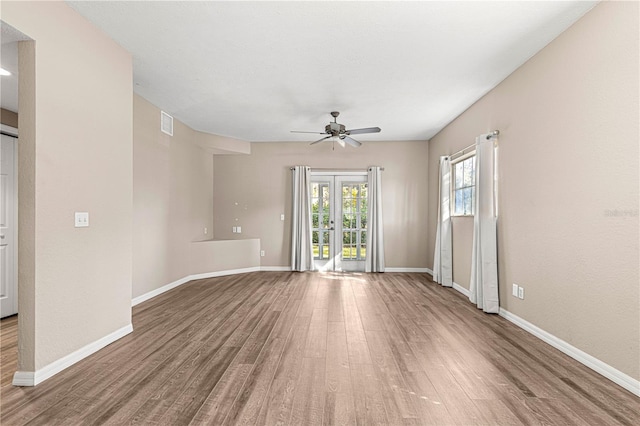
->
[311,182,368,260]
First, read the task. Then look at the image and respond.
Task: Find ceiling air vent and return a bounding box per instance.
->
[160,111,173,136]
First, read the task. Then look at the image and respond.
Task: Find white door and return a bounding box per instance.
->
[335,176,367,272]
[1,134,17,318]
[310,174,367,272]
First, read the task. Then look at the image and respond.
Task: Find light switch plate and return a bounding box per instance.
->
[75,212,89,227]
[512,284,518,297]
[280,214,285,221]
[236,226,241,233]
[518,287,524,299]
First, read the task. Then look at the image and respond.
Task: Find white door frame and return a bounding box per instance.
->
[1,125,19,318]
[310,175,335,272]
[310,171,367,272]
[334,175,367,272]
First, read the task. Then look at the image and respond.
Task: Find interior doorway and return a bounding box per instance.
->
[1,132,18,318]
[310,173,368,272]
[1,20,30,383]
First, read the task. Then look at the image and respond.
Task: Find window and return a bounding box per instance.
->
[311,182,331,259]
[452,154,475,216]
[341,183,367,260]
[310,175,368,272]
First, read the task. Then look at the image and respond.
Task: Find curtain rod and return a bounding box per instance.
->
[289,167,384,171]
[447,130,499,160]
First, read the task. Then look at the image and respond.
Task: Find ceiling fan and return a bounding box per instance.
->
[291,111,381,148]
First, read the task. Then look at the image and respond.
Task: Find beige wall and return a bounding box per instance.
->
[427,1,639,380]
[190,239,261,276]
[1,108,19,128]
[133,95,214,298]
[213,141,429,268]
[4,1,133,371]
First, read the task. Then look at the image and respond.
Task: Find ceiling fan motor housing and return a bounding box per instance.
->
[326,122,346,136]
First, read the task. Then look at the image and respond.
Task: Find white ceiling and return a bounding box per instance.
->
[1,22,30,113]
[8,1,598,142]
[0,41,19,113]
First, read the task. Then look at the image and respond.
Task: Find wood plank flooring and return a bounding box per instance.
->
[1,272,638,425]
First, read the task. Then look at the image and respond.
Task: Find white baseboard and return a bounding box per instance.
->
[427,270,638,396]
[132,267,262,307]
[13,324,133,387]
[384,267,431,273]
[452,281,470,297]
[132,276,191,306]
[189,267,260,281]
[260,266,292,272]
[499,308,640,397]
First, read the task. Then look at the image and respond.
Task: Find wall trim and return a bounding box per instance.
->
[132,276,191,307]
[452,281,470,297]
[427,268,638,396]
[189,267,260,281]
[260,266,292,272]
[13,323,133,387]
[132,267,261,307]
[499,308,640,398]
[384,267,431,273]
[424,268,467,294]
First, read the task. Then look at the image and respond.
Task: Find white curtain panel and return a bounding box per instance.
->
[290,166,313,271]
[469,135,499,313]
[365,166,385,272]
[433,156,453,287]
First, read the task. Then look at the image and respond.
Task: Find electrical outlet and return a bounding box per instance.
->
[518,287,525,299]
[280,214,285,221]
[260,250,265,257]
[512,284,518,297]
[204,227,208,235]
[232,226,237,233]
[236,226,242,233]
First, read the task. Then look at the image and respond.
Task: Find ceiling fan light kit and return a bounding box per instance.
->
[291,111,381,148]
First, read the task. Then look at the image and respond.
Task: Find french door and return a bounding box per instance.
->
[310,174,367,272]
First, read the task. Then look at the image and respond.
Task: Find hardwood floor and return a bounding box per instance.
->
[0,315,18,389]
[0,272,638,425]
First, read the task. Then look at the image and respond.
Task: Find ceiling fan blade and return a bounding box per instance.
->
[342,136,362,147]
[310,136,331,145]
[291,130,327,134]
[345,127,381,135]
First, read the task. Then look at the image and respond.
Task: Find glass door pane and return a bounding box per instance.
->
[310,177,335,271]
[310,174,367,272]
[335,176,367,272]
